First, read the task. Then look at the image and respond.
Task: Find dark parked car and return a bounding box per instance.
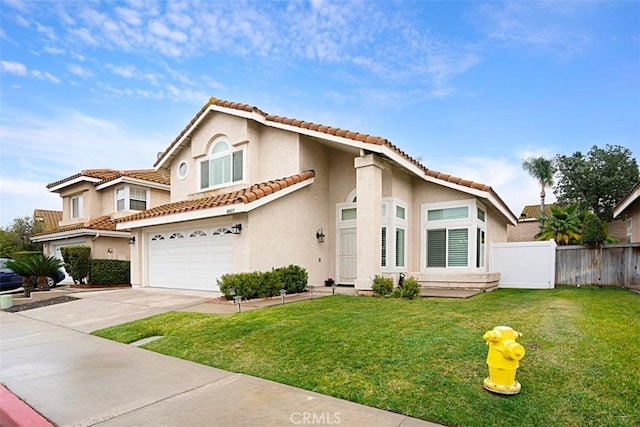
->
[0,257,66,291]
[0,257,23,291]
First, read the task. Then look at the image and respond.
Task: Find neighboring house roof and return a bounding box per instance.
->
[518,204,556,221]
[116,171,315,228]
[153,97,517,225]
[613,182,640,219]
[31,215,129,242]
[33,209,62,231]
[47,169,170,192]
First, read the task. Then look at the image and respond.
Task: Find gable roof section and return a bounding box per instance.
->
[116,170,315,229]
[154,97,517,225]
[47,169,170,192]
[518,204,556,221]
[31,215,129,242]
[33,209,62,231]
[614,182,640,218]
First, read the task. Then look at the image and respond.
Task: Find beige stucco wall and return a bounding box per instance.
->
[59,182,96,226]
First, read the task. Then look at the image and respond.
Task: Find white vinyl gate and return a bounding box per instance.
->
[147,226,233,291]
[490,240,557,289]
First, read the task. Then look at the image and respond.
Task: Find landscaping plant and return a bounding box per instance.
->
[371,275,393,296]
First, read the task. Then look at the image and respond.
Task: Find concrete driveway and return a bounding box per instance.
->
[0,288,440,427]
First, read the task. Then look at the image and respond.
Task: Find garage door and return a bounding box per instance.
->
[148,226,233,291]
[52,239,86,284]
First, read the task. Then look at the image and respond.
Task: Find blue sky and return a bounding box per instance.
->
[1,0,638,227]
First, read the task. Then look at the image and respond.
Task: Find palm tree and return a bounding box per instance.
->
[5,258,35,297]
[522,156,556,219]
[24,255,63,290]
[536,204,582,245]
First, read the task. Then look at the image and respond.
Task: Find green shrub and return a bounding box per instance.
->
[89,259,130,285]
[61,246,91,284]
[582,213,607,246]
[217,265,308,300]
[372,275,393,297]
[275,264,308,294]
[393,276,421,299]
[11,251,43,260]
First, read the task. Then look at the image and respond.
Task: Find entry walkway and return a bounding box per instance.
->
[0,288,439,427]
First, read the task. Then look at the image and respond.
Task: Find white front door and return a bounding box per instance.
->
[338,227,357,285]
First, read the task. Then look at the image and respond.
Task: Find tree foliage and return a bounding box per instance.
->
[0,216,44,257]
[522,156,556,218]
[554,145,639,221]
[537,204,583,245]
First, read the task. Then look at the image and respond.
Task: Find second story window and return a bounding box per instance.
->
[116,186,148,211]
[71,195,83,218]
[200,140,243,190]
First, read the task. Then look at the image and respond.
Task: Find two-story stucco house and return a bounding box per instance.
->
[32,169,170,281]
[116,98,518,294]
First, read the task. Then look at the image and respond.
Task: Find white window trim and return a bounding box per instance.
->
[177,161,189,180]
[421,199,486,272]
[71,195,83,218]
[199,138,245,191]
[115,185,149,212]
[381,198,408,272]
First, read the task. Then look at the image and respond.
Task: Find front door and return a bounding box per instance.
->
[338,227,357,285]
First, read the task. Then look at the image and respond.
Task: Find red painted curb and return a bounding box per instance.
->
[0,385,54,427]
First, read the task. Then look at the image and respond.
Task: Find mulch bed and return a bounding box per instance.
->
[3,296,79,313]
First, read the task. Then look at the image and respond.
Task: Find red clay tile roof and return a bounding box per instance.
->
[117,170,315,223]
[153,97,508,212]
[33,209,62,231]
[33,215,125,237]
[47,169,170,190]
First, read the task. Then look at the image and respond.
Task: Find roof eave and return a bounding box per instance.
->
[48,176,102,193]
[31,229,131,242]
[117,177,314,230]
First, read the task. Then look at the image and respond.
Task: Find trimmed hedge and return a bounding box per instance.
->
[88,259,130,285]
[218,265,308,300]
[11,251,42,260]
[61,246,91,284]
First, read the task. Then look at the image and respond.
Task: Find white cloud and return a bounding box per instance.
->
[68,64,93,78]
[43,46,65,55]
[0,60,27,76]
[0,177,61,227]
[31,70,61,84]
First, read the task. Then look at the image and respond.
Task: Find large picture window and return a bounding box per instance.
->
[423,202,485,270]
[200,140,243,190]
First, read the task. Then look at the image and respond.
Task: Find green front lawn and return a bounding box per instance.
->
[93,287,639,426]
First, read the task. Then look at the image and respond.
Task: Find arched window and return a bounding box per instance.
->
[151,234,165,241]
[200,139,244,190]
[190,230,207,237]
[169,232,185,239]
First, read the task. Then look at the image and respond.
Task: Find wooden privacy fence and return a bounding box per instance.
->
[555,243,640,287]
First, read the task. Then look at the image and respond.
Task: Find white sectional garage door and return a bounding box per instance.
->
[147,226,233,291]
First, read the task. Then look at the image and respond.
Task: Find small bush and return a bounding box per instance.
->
[11,251,42,261]
[372,275,393,297]
[61,246,91,284]
[217,265,308,300]
[89,259,130,285]
[393,276,421,299]
[582,213,607,246]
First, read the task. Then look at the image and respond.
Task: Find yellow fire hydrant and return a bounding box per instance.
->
[483,326,525,395]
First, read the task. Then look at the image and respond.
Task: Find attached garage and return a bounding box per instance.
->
[147,225,233,291]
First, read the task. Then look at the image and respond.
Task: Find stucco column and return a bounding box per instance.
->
[354,153,383,291]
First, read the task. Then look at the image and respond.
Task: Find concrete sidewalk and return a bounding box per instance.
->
[0,288,439,427]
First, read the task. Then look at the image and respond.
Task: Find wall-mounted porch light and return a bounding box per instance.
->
[231,224,243,235]
[316,228,325,243]
[128,236,136,245]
